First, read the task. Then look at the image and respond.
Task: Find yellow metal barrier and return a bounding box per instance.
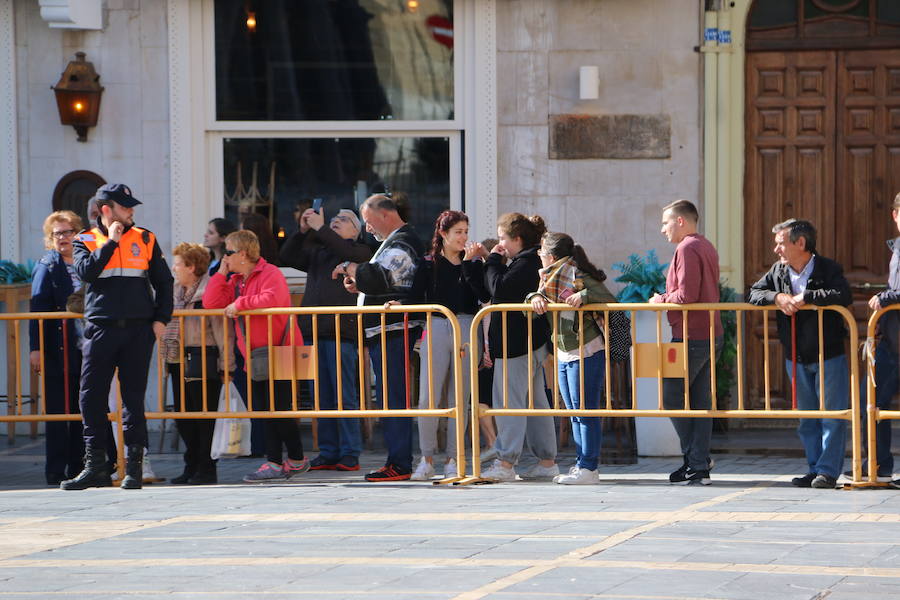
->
[863,305,900,487]
[1,305,466,483]
[459,302,864,486]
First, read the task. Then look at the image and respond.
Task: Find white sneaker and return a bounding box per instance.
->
[552,465,579,483]
[481,459,517,482]
[410,457,436,481]
[142,455,157,481]
[444,458,458,479]
[521,463,560,481]
[555,467,600,485]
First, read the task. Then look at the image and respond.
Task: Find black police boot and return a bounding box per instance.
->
[121,445,144,490]
[60,447,112,490]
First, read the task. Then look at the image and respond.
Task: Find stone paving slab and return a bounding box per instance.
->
[2,437,900,598]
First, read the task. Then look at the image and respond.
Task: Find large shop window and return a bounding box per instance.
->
[215,0,455,121]
[223,137,450,245]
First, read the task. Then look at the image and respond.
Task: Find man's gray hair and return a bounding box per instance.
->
[772,218,817,254]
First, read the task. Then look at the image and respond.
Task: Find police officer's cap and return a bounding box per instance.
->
[94,183,142,208]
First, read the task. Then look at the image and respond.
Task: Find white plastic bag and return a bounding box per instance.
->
[210,382,251,460]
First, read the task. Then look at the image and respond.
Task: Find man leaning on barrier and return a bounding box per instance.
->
[862,192,900,486]
[748,219,852,490]
[332,193,423,482]
[649,199,723,486]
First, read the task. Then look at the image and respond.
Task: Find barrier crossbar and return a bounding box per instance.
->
[458,302,863,486]
[1,305,466,483]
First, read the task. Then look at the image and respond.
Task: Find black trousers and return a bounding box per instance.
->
[79,321,155,450]
[249,379,304,464]
[44,374,84,479]
[168,363,221,470]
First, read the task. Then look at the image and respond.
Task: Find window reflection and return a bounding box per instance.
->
[223,137,450,247]
[215,0,454,121]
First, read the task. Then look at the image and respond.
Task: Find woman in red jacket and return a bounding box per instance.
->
[203,230,308,482]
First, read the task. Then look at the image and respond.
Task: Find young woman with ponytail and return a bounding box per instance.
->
[477,213,559,482]
[528,232,616,485]
[405,210,490,480]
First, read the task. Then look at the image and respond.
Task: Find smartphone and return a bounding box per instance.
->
[312,198,323,214]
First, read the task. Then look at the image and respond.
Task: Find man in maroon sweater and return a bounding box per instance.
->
[650,199,723,485]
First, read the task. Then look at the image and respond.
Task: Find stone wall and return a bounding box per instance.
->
[496,0,703,288]
[15,0,170,262]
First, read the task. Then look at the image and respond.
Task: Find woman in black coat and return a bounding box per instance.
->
[29,211,86,485]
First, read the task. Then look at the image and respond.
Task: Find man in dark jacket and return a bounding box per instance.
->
[280,207,372,471]
[748,219,851,489]
[61,183,173,491]
[863,192,900,486]
[334,193,423,481]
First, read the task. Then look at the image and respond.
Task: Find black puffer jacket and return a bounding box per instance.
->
[748,255,852,364]
[876,237,900,349]
[483,246,549,359]
[279,225,372,343]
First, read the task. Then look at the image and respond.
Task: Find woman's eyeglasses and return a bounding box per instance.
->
[223,249,238,256]
[51,229,76,239]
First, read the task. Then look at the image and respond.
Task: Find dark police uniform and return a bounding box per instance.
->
[72,191,173,453]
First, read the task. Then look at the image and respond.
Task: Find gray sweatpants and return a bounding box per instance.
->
[492,345,557,465]
[417,315,473,459]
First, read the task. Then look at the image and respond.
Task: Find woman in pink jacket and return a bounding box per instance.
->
[203,230,308,482]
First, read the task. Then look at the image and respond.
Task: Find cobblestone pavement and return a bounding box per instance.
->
[1,435,899,600]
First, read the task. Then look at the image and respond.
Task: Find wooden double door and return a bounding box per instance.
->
[744,48,900,406]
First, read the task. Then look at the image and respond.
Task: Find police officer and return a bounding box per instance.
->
[61,184,173,490]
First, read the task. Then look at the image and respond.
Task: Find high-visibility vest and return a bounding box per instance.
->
[78,226,156,279]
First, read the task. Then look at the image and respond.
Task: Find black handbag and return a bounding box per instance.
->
[183,346,220,380]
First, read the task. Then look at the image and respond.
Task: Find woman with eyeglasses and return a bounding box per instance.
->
[203,230,309,482]
[29,211,87,485]
[279,207,372,471]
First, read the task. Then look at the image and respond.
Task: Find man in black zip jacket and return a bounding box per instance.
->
[280,207,372,471]
[62,183,173,491]
[748,219,851,490]
[333,194,423,481]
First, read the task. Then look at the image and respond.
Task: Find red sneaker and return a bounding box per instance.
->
[364,464,411,482]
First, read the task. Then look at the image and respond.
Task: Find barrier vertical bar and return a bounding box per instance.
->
[245,315,253,411]
[502,310,508,410]
[38,318,46,415]
[267,314,275,411]
[313,314,320,411]
[817,308,825,412]
[578,310,585,415]
[380,312,388,410]
[631,308,638,410]
[791,313,797,410]
[222,315,231,406]
[178,316,186,412]
[604,309,612,410]
[682,310,689,411]
[450,308,466,479]
[866,310,879,485]
[709,309,717,410]
[656,310,663,410]
[470,311,484,478]
[290,315,298,411]
[334,313,342,411]
[200,315,209,412]
[527,308,534,410]
[763,310,771,411]
[552,310,560,409]
[358,314,366,415]
[736,310,744,410]
[426,311,434,410]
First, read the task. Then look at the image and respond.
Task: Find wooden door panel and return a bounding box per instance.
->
[745,51,835,407]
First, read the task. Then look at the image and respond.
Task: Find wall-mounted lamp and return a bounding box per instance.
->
[407,0,419,12]
[246,11,257,32]
[52,52,104,142]
[579,66,599,100]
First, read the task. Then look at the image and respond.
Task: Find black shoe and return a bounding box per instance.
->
[309,455,338,471]
[188,466,217,485]
[669,459,689,483]
[791,472,816,488]
[336,455,360,471]
[364,464,411,482]
[60,447,112,490]
[671,468,711,486]
[811,474,838,489]
[121,445,143,490]
[170,465,196,485]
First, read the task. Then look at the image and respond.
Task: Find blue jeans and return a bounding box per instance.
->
[863,340,898,474]
[315,340,362,459]
[557,351,604,471]
[786,354,849,479]
[368,331,417,472]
